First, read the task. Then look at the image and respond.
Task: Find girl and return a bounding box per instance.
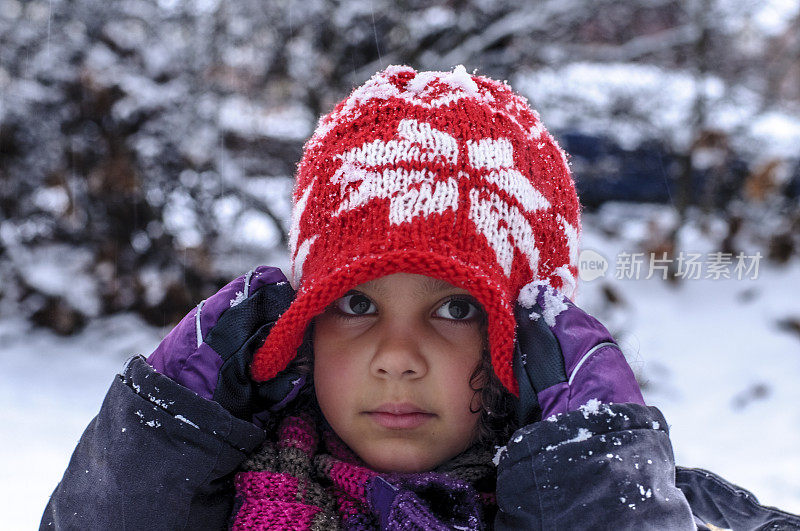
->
[42,66,799,530]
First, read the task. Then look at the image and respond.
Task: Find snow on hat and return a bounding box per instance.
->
[251,64,580,395]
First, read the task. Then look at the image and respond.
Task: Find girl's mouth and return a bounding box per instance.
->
[365,403,435,429]
[366,412,435,429]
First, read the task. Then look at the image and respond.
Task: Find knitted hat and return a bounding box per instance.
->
[252,65,581,396]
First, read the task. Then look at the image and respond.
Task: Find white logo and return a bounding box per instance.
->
[578,249,608,281]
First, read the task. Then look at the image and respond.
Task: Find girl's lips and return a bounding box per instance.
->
[366,411,435,429]
[365,403,435,429]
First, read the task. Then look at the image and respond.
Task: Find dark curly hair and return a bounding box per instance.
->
[468,349,519,447]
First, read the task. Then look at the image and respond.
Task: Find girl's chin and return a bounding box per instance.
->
[349,433,477,473]
[360,449,438,473]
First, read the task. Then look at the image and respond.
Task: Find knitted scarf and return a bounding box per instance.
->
[231,409,497,530]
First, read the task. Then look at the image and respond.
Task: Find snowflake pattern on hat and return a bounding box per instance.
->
[253,65,581,395]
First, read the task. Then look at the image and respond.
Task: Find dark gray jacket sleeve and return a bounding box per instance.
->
[494,402,696,530]
[675,466,800,531]
[40,355,266,531]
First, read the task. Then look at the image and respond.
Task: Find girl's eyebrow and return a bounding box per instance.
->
[359,277,461,300]
[418,277,459,296]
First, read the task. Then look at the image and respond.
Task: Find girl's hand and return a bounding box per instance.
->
[512,283,645,425]
[147,266,307,425]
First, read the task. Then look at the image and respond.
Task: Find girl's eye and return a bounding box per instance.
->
[334,293,377,316]
[435,298,479,321]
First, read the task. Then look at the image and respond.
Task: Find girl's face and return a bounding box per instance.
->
[312,273,486,473]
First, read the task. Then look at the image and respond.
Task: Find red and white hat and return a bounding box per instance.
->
[252,65,581,395]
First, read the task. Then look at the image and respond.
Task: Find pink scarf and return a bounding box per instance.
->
[231,410,496,530]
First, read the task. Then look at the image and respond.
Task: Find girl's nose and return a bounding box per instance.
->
[369,328,428,380]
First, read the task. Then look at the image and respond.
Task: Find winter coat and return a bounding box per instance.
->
[41,355,800,530]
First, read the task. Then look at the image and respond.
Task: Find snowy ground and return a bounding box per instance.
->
[2,204,799,529]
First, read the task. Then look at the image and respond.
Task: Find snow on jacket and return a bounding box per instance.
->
[40,355,800,530]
